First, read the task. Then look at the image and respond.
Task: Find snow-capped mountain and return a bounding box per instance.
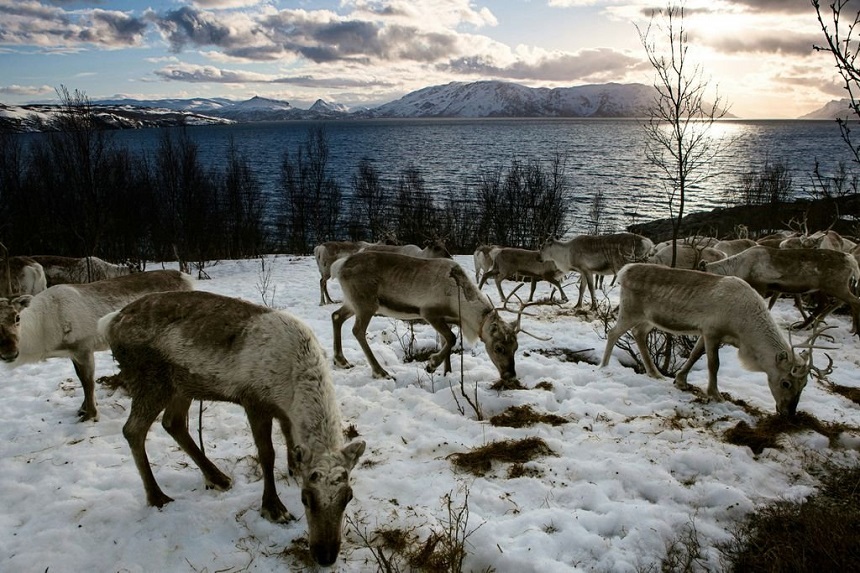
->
[799,98,853,120]
[365,81,657,118]
[0,102,233,132]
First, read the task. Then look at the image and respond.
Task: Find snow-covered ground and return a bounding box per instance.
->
[1,255,858,572]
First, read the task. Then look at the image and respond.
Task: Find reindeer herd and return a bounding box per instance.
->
[0,225,857,566]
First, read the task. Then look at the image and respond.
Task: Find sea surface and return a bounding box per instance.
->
[18,118,860,233]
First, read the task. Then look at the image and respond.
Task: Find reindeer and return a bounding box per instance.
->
[701,246,860,333]
[98,290,365,567]
[0,270,194,421]
[314,241,373,305]
[331,251,520,380]
[473,244,501,283]
[648,244,726,269]
[539,233,654,309]
[600,264,828,415]
[713,238,756,257]
[0,256,47,298]
[28,255,137,286]
[478,247,568,302]
[314,240,450,306]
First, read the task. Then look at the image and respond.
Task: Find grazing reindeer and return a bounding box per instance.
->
[331,251,520,380]
[539,233,654,309]
[0,270,194,421]
[28,255,138,286]
[601,264,827,415]
[99,290,365,567]
[314,240,450,306]
[478,247,568,302]
[648,244,726,269]
[314,241,373,305]
[0,256,47,297]
[701,246,860,333]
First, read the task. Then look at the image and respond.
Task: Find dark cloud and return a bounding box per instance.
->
[156,6,242,52]
[443,48,644,83]
[721,1,814,14]
[704,31,821,56]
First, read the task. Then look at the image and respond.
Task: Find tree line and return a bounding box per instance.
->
[0,90,573,266]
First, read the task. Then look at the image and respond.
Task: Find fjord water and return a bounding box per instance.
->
[71,118,860,232]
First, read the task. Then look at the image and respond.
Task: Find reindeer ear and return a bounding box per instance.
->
[341,441,366,470]
[11,295,33,311]
[775,350,790,367]
[293,444,310,469]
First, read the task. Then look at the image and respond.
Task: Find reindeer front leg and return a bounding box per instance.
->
[71,351,98,422]
[423,314,457,375]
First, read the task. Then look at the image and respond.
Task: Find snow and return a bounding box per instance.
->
[1,255,858,572]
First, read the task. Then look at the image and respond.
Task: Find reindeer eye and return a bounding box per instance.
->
[494,345,504,354]
[309,471,320,483]
[15,315,20,325]
[781,380,792,389]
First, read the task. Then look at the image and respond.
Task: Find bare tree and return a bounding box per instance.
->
[638,4,729,267]
[814,1,860,164]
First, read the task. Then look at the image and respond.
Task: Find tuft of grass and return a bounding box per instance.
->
[826,381,860,405]
[447,437,556,477]
[534,380,554,391]
[344,423,361,440]
[279,536,316,569]
[489,405,568,428]
[489,378,526,391]
[719,463,860,572]
[97,373,125,390]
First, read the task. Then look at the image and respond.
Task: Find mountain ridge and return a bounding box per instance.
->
[0,79,810,132]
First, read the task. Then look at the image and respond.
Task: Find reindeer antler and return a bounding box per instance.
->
[499,285,560,342]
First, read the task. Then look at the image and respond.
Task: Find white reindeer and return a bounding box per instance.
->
[98,290,365,567]
[478,247,568,302]
[713,238,757,257]
[601,263,826,416]
[648,243,726,269]
[0,270,194,421]
[1,256,47,297]
[539,233,654,309]
[331,251,520,380]
[28,255,137,286]
[701,246,860,333]
[473,244,501,283]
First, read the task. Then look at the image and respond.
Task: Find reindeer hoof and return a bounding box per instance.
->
[77,407,99,423]
[204,474,232,491]
[333,358,354,370]
[261,501,294,524]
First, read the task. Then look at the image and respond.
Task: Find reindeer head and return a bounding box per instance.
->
[770,351,811,416]
[479,311,519,380]
[0,295,32,362]
[770,325,836,416]
[293,440,365,566]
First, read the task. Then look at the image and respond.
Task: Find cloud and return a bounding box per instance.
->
[190,0,267,8]
[0,83,54,95]
[0,0,148,48]
[154,63,274,83]
[444,47,644,82]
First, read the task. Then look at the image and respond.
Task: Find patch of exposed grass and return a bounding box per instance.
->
[724,412,853,454]
[489,405,568,428]
[534,381,554,391]
[447,437,556,477]
[827,382,860,405]
[280,536,316,569]
[533,347,598,364]
[719,464,860,572]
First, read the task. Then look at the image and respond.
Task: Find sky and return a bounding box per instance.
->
[1,254,859,571]
[0,1,849,120]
